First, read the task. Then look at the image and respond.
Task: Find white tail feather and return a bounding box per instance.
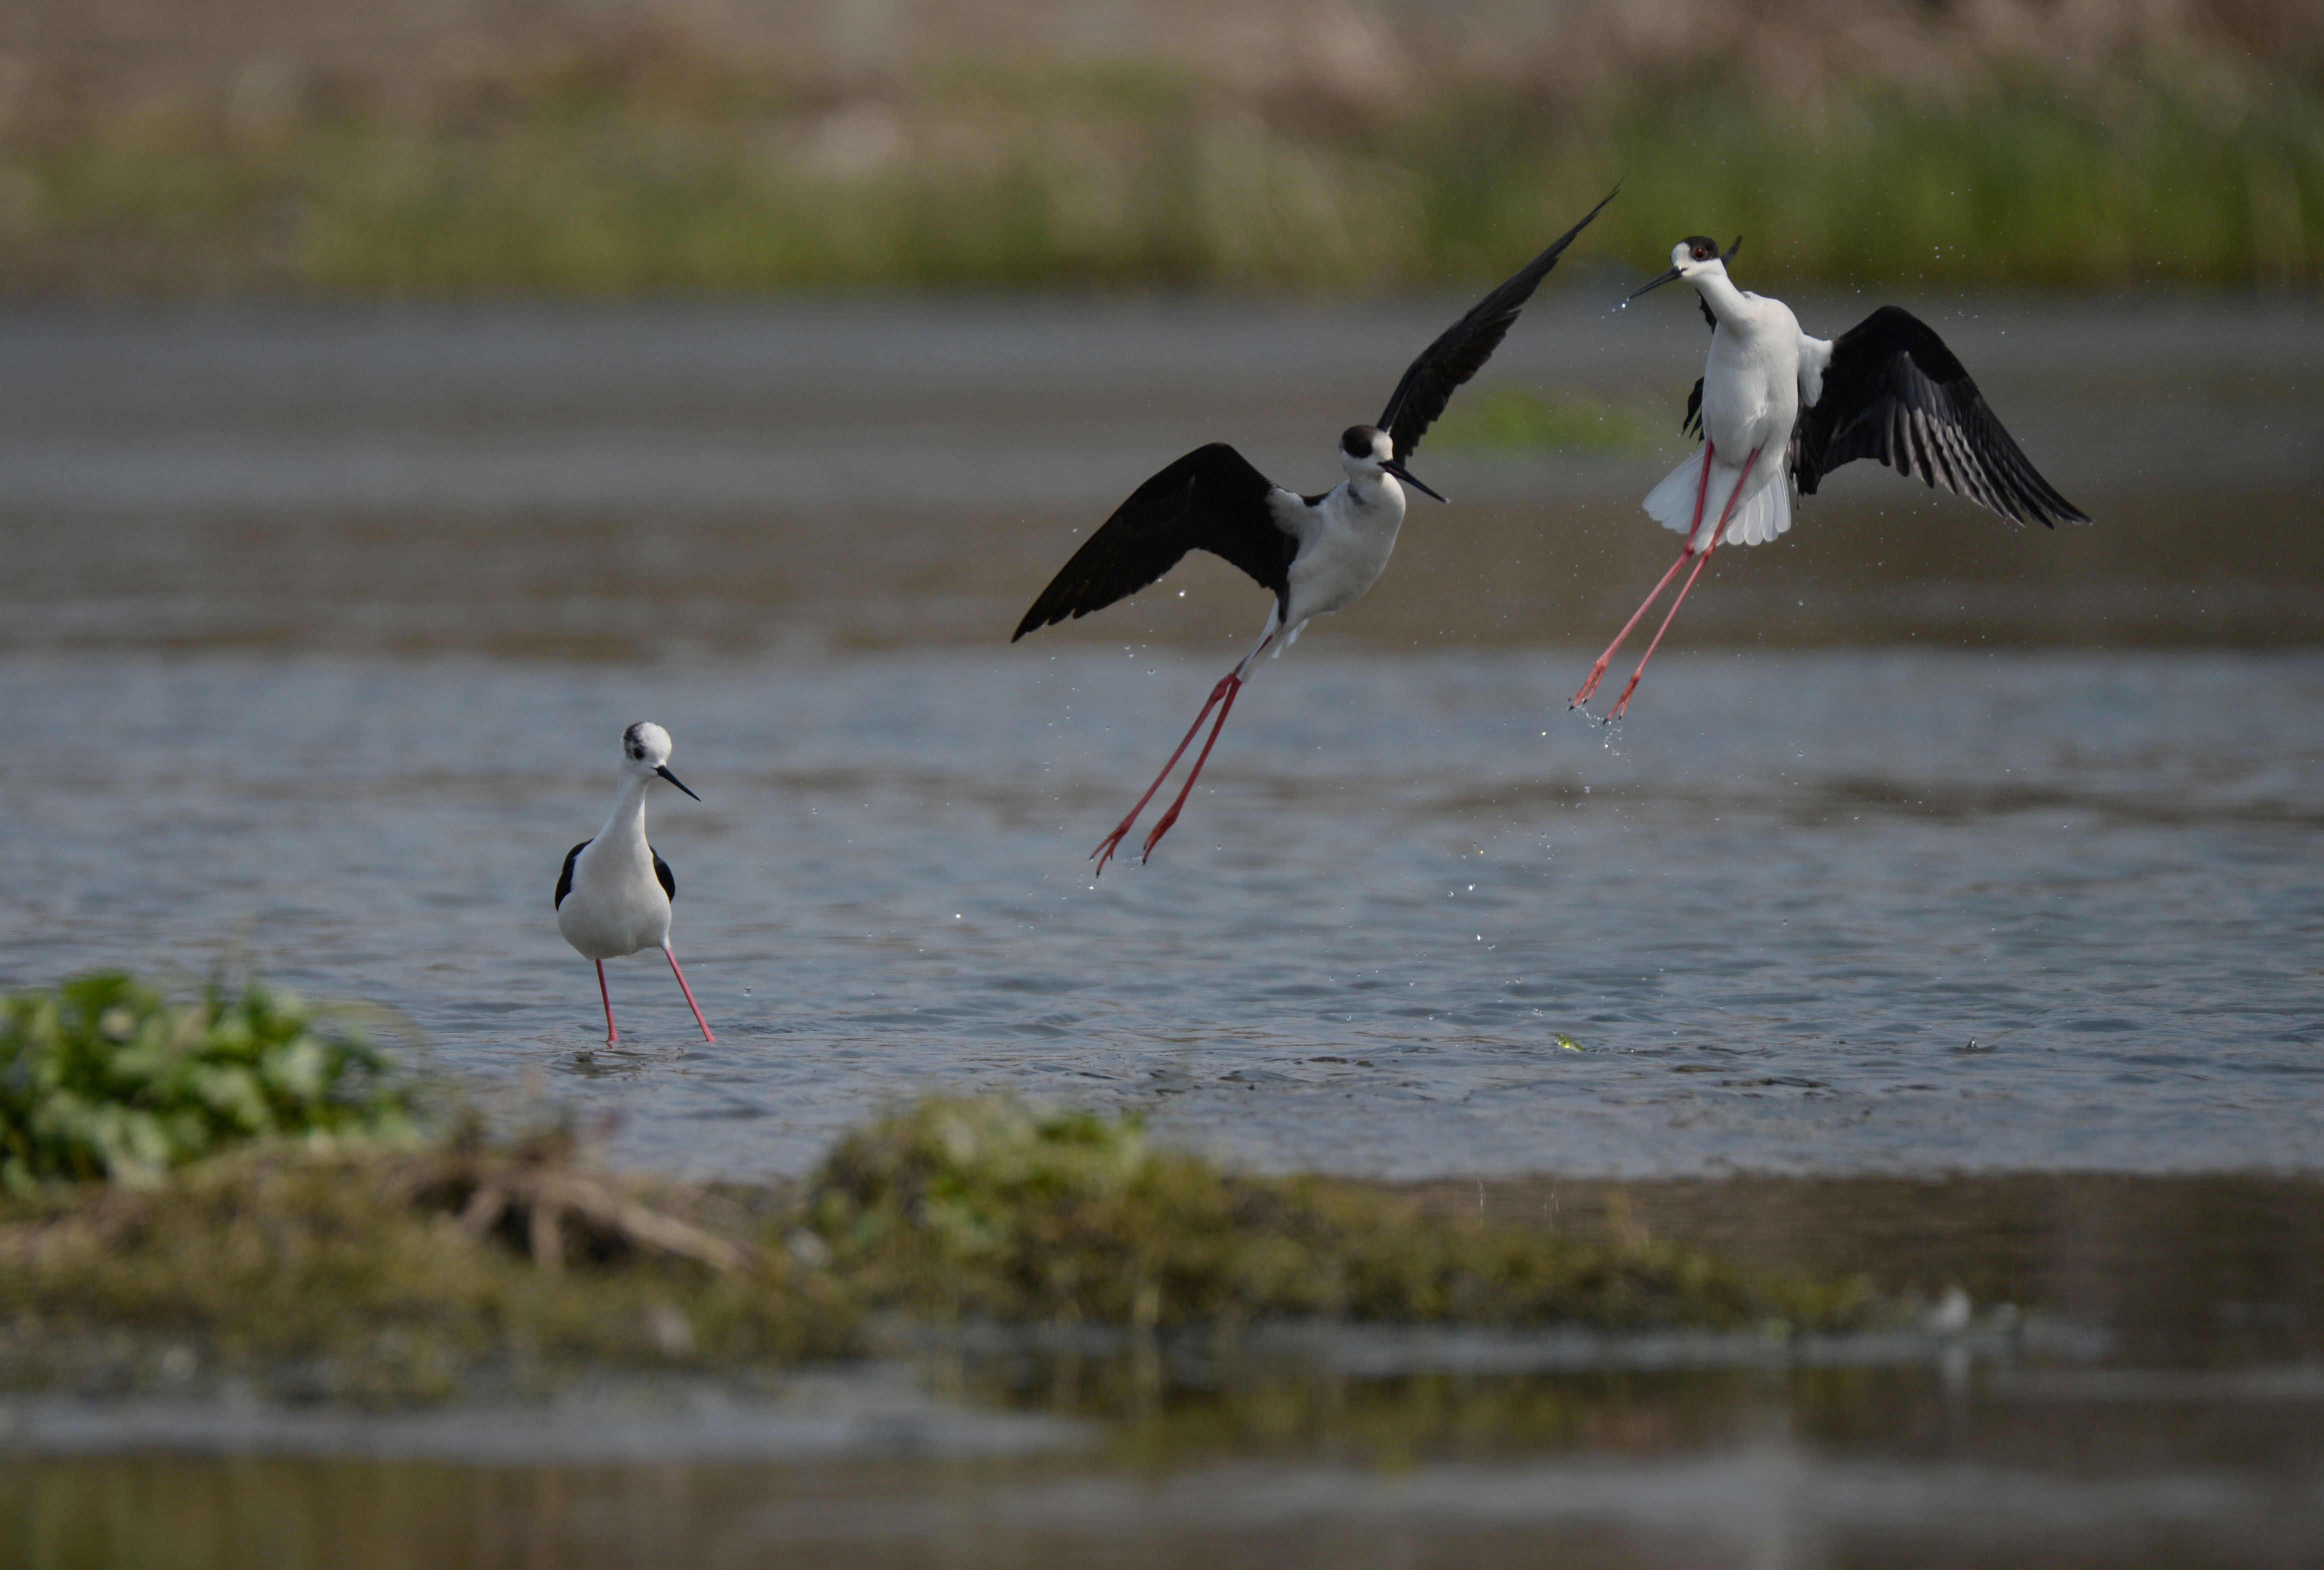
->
[1642,452,1794,548]
[1642,454,1710,538]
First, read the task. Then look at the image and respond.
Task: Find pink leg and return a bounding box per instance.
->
[1092,622,1276,876]
[1606,446,1761,720]
[595,959,618,1046]
[663,945,715,1044]
[1140,670,1246,862]
[1572,444,1718,708]
[1090,672,1236,878]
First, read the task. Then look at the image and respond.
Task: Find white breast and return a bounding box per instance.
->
[1283,478,1406,625]
[557,837,671,960]
[1702,294,1804,458]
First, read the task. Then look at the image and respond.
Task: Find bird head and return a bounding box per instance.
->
[620,721,700,800]
[1340,424,1446,503]
[1630,235,1742,298]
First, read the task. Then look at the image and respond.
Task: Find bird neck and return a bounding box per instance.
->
[598,774,652,851]
[1690,270,1750,327]
[1343,470,1403,514]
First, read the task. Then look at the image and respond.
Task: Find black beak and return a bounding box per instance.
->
[1724,236,1743,262]
[656,764,701,802]
[1382,458,1446,503]
[1628,265,1684,299]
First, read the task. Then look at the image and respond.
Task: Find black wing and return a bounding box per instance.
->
[651,846,675,901]
[1792,306,2086,528]
[1012,444,1293,640]
[1376,186,1618,462]
[554,840,590,910]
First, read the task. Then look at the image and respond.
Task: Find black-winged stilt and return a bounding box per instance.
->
[1016,189,1618,874]
[1573,236,2088,720]
[554,722,715,1046]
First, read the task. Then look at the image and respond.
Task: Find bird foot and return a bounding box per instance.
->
[1140,808,1184,863]
[1569,660,1610,708]
[1090,822,1135,878]
[1604,678,1642,721]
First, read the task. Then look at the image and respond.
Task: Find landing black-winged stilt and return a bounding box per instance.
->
[1572,236,2088,720]
[554,722,714,1046]
[1016,188,1619,874]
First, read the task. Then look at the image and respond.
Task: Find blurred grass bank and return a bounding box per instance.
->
[0,0,2318,297]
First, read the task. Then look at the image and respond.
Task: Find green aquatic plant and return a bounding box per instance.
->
[0,972,424,1188]
[809,1098,1870,1332]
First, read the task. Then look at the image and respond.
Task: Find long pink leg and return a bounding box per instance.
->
[663,945,715,1043]
[1606,446,1761,720]
[1140,671,1246,862]
[1572,443,1718,707]
[595,960,618,1046]
[1092,619,1278,877]
[1090,672,1236,878]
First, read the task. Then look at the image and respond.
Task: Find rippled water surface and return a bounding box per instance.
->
[0,300,2320,1181]
[4,644,2318,1180]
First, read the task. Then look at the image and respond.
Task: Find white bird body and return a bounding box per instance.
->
[1572,233,2085,721]
[556,779,670,961]
[1277,450,1410,628]
[1640,264,1820,550]
[554,722,715,1046]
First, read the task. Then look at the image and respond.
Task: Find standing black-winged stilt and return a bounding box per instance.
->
[554,722,715,1046]
[1016,188,1619,874]
[1572,236,2088,720]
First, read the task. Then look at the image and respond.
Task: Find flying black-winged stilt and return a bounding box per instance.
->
[554,722,715,1046]
[1016,188,1618,874]
[1572,236,2088,720]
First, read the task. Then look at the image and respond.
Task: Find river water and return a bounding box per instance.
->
[1,299,2320,1566]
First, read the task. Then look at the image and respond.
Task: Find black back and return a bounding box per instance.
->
[1790,306,2086,528]
[1012,442,1294,638]
[554,839,590,909]
[652,847,676,901]
[1375,187,1618,462]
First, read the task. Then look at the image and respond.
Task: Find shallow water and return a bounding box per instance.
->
[2,644,2318,1180]
[0,299,2320,1182]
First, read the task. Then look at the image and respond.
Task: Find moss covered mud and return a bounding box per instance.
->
[0,1098,1887,1408]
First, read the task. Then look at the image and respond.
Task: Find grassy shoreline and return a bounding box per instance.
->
[0,1098,1878,1406]
[2,6,2318,297]
[0,974,1876,1406]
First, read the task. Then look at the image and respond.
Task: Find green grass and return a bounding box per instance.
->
[0,972,424,1189]
[1,57,2317,296]
[806,1098,1868,1333]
